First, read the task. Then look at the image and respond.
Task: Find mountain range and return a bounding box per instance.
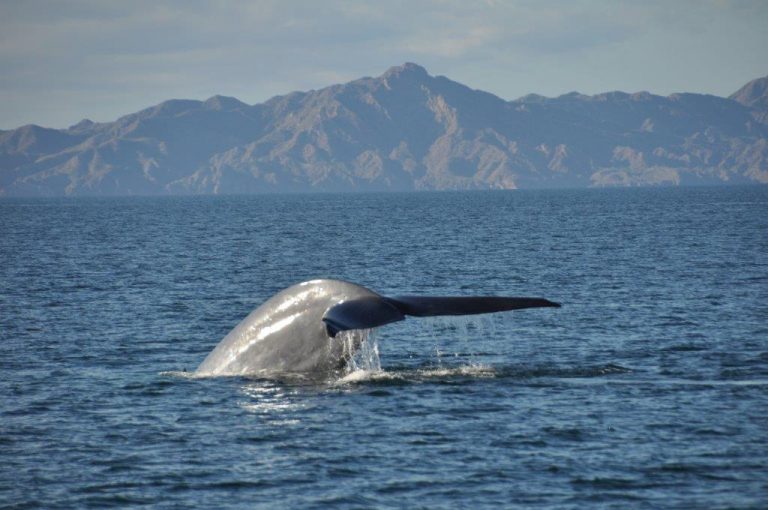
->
[1,63,767,196]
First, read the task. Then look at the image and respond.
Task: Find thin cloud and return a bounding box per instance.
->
[0,0,766,128]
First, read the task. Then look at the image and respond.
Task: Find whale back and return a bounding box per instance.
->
[196,279,379,376]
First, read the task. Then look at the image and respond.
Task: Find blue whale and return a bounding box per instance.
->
[196,279,560,376]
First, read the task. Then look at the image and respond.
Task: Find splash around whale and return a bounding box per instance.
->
[196,279,560,377]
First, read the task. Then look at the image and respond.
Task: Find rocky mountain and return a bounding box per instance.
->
[1,63,767,196]
[730,75,768,109]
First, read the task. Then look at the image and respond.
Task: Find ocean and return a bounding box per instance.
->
[1,187,766,508]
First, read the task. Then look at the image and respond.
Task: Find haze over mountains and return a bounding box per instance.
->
[1,63,767,196]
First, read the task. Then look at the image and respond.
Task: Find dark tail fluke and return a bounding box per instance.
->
[385,296,560,317]
[323,294,560,337]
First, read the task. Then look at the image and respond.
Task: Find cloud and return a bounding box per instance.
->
[399,25,499,58]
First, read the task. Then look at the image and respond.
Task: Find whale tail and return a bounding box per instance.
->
[322,295,560,337]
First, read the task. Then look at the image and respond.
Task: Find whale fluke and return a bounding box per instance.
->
[323,295,560,337]
[387,295,561,316]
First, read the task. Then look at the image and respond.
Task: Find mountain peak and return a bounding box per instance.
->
[204,95,248,111]
[68,119,95,132]
[730,75,768,109]
[381,62,429,80]
[557,91,590,101]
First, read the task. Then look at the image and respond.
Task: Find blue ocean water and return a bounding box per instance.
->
[1,188,767,509]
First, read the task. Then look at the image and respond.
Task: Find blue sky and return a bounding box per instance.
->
[1,0,766,129]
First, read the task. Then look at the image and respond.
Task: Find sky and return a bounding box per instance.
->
[1,0,766,130]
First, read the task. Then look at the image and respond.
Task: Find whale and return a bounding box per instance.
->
[196,279,560,377]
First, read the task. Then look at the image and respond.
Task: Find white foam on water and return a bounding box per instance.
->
[335,363,499,385]
[415,363,497,379]
[160,370,205,379]
[337,369,400,384]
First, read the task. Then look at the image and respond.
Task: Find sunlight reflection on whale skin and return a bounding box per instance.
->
[196,280,381,377]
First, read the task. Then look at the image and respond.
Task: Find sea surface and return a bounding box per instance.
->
[1,187,767,509]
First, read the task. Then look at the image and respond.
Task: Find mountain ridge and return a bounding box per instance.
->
[730,75,768,109]
[2,63,767,196]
